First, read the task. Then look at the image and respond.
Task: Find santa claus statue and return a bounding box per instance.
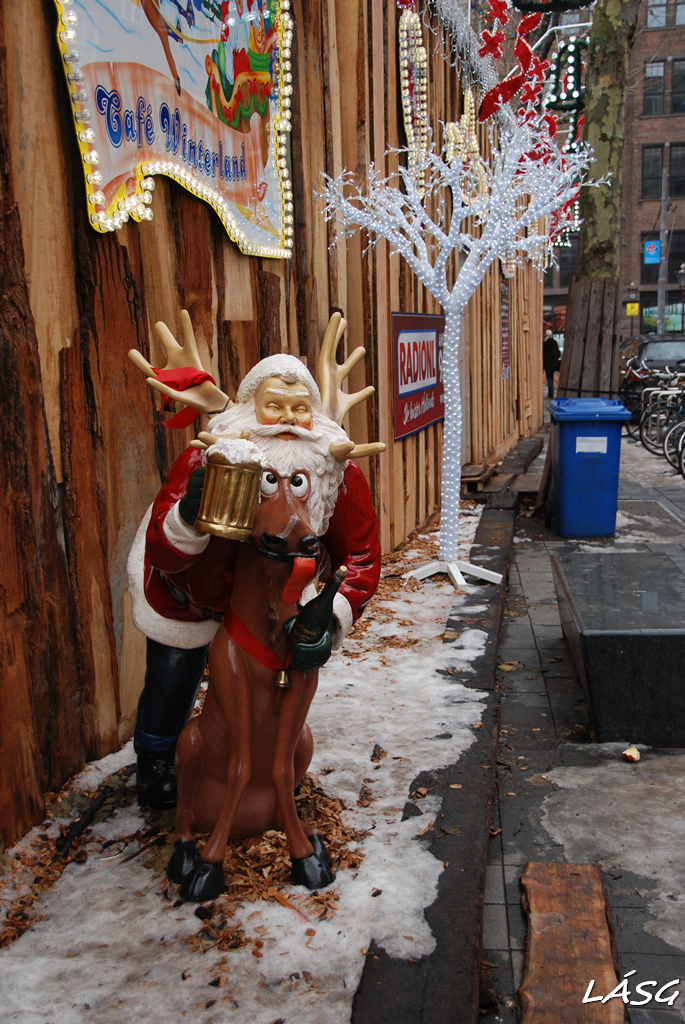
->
[127,312,384,816]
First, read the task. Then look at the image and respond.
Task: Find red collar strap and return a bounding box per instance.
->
[224,608,292,671]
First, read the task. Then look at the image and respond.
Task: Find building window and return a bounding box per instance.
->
[647,0,667,27]
[558,234,579,289]
[677,1,685,24]
[641,293,684,333]
[672,145,685,195]
[644,61,665,115]
[642,146,663,198]
[673,60,685,111]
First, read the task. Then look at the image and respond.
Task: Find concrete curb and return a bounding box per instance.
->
[351,508,515,1024]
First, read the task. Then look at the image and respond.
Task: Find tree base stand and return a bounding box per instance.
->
[403,559,503,589]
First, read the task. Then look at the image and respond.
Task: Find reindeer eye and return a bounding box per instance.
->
[261,471,279,496]
[290,473,309,498]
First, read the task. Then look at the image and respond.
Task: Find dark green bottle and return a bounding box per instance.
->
[288,565,348,645]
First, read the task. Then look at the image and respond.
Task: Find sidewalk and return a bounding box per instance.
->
[481,427,685,1023]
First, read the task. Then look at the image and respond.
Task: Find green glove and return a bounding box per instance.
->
[283,616,335,672]
[178,466,207,528]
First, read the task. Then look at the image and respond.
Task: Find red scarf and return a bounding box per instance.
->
[152,367,217,429]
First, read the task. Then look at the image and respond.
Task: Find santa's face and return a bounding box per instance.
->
[254,376,313,438]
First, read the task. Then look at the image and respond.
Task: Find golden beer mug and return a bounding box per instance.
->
[194,452,262,540]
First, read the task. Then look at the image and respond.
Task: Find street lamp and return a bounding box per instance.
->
[677,263,685,333]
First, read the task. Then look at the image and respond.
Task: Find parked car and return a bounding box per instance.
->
[631,335,685,371]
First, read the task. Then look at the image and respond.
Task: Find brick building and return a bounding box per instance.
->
[544,0,685,340]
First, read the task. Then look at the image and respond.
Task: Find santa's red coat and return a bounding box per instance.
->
[144,447,381,624]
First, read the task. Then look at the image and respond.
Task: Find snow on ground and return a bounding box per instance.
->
[541,754,685,958]
[0,508,493,1024]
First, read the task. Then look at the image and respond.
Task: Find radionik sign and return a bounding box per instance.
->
[392,313,445,441]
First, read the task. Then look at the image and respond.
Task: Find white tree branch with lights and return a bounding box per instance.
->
[323,3,595,588]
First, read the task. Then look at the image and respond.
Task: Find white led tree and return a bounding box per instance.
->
[323,0,594,587]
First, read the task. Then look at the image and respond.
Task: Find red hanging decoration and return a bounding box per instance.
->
[479,28,506,60]
[151,366,217,429]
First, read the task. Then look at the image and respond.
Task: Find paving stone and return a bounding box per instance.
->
[501,692,550,710]
[627,1009,684,1023]
[481,948,515,1000]
[614,908,685,956]
[604,870,659,909]
[505,899,525,951]
[484,863,506,905]
[499,675,547,694]
[529,624,566,642]
[511,950,524,991]
[482,902,510,950]
[528,609,562,629]
[613,954,685,1013]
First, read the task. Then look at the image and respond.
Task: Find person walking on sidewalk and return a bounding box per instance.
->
[543,329,561,399]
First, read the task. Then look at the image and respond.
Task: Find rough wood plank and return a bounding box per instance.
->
[61,214,168,760]
[598,279,617,395]
[559,277,591,396]
[0,37,82,845]
[322,0,347,313]
[520,862,622,1023]
[3,0,80,482]
[371,0,392,552]
[580,278,605,396]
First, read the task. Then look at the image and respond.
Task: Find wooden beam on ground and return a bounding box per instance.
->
[519,862,622,1023]
[510,473,543,494]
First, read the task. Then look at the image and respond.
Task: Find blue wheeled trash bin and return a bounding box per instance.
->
[549,398,631,538]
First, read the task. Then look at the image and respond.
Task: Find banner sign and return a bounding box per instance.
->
[53,0,294,258]
[392,313,445,441]
[644,239,660,265]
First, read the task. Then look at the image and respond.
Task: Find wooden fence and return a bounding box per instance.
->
[558,277,621,399]
[0,0,543,846]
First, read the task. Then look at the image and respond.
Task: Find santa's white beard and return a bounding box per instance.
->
[207,404,350,535]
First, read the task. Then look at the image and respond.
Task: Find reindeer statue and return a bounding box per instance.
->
[127,312,385,901]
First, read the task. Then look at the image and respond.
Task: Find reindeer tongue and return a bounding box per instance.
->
[283,557,317,604]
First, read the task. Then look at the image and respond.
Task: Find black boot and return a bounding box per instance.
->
[134,639,210,810]
[136,754,177,810]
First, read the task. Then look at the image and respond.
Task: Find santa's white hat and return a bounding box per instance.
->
[236,354,321,410]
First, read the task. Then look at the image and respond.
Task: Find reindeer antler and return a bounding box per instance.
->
[129,309,230,415]
[317,312,374,425]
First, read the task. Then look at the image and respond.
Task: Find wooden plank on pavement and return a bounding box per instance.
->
[519,862,622,1023]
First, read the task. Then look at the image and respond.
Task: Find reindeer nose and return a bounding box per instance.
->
[299,535,320,556]
[261,532,288,554]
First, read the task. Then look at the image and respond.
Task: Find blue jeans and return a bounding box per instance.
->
[134,638,209,759]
